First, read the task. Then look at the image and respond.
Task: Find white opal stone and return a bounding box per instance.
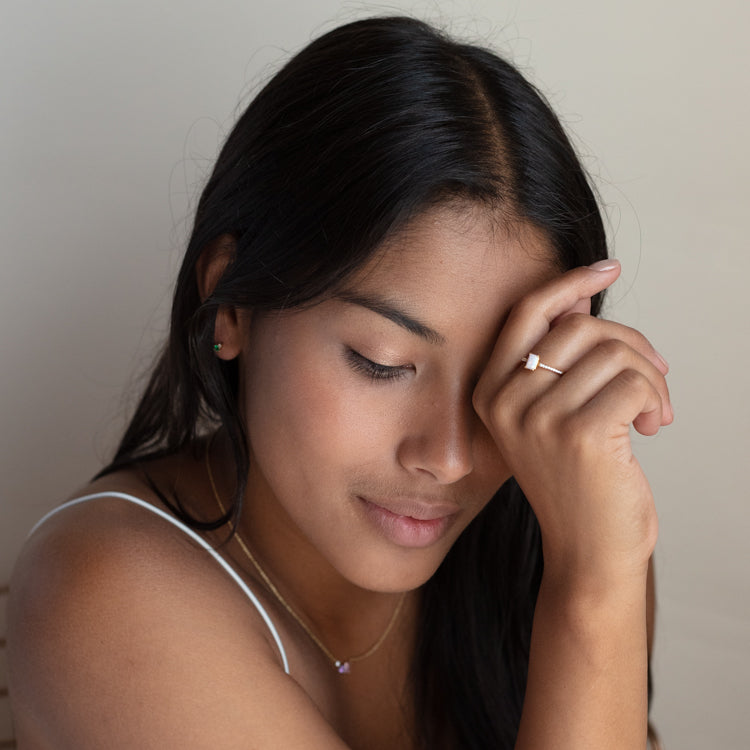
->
[524,353,540,371]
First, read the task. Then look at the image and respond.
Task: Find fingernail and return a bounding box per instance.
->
[588,259,621,272]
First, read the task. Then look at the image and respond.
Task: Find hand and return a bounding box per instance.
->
[472,260,672,588]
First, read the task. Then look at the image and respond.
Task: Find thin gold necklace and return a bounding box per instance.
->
[205,434,406,674]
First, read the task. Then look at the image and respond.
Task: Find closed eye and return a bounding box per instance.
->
[345,349,411,382]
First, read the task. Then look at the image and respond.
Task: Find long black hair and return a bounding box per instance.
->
[103,17,609,748]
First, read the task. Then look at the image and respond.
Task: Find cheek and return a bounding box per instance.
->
[242,331,394,488]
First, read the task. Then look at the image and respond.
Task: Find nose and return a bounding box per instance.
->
[396,390,475,484]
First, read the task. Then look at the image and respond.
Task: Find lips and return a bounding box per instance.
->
[363,496,460,521]
[357,495,460,548]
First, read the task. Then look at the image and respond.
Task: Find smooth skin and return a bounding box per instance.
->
[8,204,669,748]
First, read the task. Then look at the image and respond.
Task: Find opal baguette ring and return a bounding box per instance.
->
[521,352,564,376]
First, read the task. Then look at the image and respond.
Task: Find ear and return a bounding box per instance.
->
[196,234,247,361]
[196,234,236,300]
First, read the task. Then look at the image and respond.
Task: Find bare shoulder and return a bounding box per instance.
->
[7,476,348,749]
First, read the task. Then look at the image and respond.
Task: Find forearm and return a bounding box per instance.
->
[515,570,650,750]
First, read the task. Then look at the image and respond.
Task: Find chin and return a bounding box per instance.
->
[328,529,462,594]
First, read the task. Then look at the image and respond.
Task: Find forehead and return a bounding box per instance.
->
[346,205,558,332]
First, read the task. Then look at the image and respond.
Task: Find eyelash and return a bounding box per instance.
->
[346,349,410,382]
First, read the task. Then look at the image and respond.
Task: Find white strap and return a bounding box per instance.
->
[30,491,290,675]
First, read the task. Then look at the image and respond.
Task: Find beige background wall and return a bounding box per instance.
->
[2,1,748,746]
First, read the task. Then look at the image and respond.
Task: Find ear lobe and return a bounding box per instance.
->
[212,306,249,361]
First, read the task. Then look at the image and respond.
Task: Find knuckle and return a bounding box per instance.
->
[557,311,592,338]
[628,327,651,351]
[474,384,512,434]
[510,293,538,323]
[616,367,648,391]
[560,412,600,455]
[489,394,515,434]
[521,400,556,435]
[471,383,487,417]
[597,337,632,362]
[560,409,585,436]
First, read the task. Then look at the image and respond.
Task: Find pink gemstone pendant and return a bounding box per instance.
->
[335,660,351,674]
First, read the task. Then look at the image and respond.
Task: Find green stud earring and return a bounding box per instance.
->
[213,343,223,352]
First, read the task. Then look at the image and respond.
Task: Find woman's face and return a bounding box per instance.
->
[239,205,557,592]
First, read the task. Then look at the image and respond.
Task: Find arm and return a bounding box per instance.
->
[515,563,650,748]
[518,558,657,749]
[7,498,350,750]
[473,262,670,749]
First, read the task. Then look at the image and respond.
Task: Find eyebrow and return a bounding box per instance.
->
[334,291,446,346]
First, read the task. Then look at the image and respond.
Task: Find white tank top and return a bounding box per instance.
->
[29,491,290,675]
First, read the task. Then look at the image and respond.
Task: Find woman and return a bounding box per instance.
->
[7,16,669,749]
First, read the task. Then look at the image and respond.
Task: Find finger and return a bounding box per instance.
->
[532,315,673,405]
[475,316,672,432]
[487,260,621,376]
[528,338,673,427]
[550,295,591,325]
[578,368,665,438]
